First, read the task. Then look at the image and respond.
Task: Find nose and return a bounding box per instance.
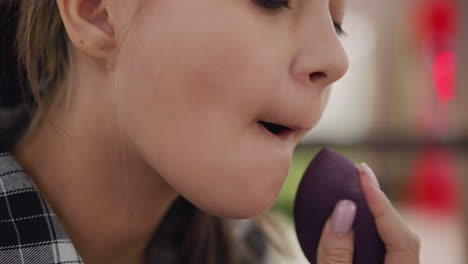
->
[290,19,349,88]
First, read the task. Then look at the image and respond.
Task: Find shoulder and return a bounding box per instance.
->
[0,152,34,194]
[0,152,83,264]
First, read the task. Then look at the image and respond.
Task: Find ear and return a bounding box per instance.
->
[57,0,115,59]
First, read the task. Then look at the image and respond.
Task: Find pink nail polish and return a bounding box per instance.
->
[331,200,357,235]
[361,163,380,189]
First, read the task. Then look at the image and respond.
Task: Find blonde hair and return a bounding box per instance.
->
[17,1,68,107]
[13,0,76,141]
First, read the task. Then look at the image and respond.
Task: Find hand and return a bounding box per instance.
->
[316,163,420,264]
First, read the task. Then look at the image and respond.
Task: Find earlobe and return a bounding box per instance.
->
[57,0,115,59]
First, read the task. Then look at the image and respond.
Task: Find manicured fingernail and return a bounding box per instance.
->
[361,163,380,189]
[331,200,357,235]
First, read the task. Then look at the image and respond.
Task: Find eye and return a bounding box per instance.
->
[333,21,346,36]
[252,0,291,11]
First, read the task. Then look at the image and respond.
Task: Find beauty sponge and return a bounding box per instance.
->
[293,148,385,264]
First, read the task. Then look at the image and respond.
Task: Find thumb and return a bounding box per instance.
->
[317,200,357,264]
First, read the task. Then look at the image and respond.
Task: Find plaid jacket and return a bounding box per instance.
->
[0,153,83,264]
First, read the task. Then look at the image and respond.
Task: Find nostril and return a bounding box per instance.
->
[309,72,327,82]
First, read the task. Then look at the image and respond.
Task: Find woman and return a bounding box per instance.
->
[0,0,420,263]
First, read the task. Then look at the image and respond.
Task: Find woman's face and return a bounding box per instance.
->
[113,0,348,218]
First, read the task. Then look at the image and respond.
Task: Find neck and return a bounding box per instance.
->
[12,61,178,264]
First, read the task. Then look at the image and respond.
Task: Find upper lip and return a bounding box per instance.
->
[256,101,318,141]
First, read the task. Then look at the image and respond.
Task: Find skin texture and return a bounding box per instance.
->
[13,0,348,263]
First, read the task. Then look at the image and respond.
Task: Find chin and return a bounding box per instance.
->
[232,197,278,219]
[219,165,289,219]
[207,198,275,220]
[204,174,287,219]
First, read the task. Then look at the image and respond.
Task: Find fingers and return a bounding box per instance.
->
[357,163,420,263]
[317,200,356,264]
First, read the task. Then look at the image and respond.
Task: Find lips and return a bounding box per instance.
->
[257,120,295,140]
[255,105,315,143]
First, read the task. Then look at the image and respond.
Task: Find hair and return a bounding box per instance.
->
[17,0,68,101]
[0,1,32,150]
[0,1,290,263]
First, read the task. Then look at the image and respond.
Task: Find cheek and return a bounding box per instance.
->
[112,5,289,217]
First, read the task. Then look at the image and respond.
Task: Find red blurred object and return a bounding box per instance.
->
[415,0,458,49]
[414,0,458,106]
[406,147,460,215]
[412,0,458,136]
[432,50,456,106]
[405,0,461,216]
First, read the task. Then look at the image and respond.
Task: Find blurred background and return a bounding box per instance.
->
[271,0,467,263]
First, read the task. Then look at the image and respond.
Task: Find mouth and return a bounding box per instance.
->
[257,121,295,140]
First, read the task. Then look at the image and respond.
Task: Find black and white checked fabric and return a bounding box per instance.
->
[0,153,83,264]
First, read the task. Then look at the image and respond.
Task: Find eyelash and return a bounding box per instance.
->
[333,22,346,36]
[252,0,346,36]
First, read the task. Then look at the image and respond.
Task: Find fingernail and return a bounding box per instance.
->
[331,200,357,235]
[361,163,380,189]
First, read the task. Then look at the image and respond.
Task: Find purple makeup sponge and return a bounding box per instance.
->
[293,148,385,264]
